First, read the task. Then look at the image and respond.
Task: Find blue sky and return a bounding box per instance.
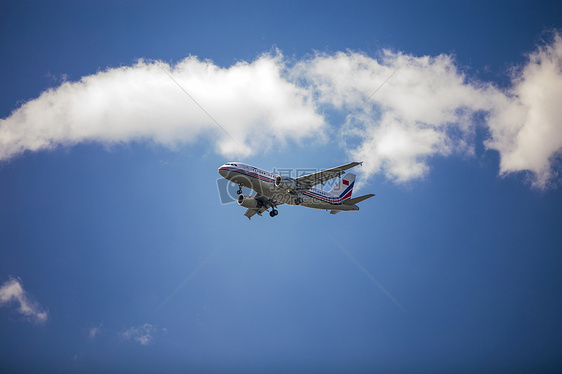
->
[1,1,562,372]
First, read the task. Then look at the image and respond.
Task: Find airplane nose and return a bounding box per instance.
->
[218,166,227,177]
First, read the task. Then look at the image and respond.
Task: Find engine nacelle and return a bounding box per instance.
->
[237,194,260,209]
[275,176,297,191]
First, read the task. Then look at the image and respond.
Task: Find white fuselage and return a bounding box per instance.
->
[218,162,357,211]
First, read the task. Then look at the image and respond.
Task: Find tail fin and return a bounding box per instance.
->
[329,173,355,201]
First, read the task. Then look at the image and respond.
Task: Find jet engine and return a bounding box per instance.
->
[237,194,261,209]
[275,176,297,191]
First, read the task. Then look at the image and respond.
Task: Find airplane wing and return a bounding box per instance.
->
[244,207,268,220]
[294,161,362,190]
[243,195,283,220]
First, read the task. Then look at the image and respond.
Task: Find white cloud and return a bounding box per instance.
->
[350,115,451,182]
[485,32,562,188]
[294,50,496,183]
[120,323,165,345]
[89,323,103,339]
[294,32,562,188]
[0,52,326,161]
[1,32,562,188]
[0,277,48,323]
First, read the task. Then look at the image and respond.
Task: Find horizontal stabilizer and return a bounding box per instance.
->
[343,194,375,205]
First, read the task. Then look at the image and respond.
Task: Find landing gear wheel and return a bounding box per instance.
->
[236,184,242,195]
[269,209,278,217]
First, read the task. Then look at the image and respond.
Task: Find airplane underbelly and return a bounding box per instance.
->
[302,200,338,209]
[301,201,330,209]
[254,179,276,197]
[227,173,273,194]
[300,195,359,211]
[300,195,336,209]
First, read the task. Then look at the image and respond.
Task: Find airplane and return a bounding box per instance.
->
[218,161,375,219]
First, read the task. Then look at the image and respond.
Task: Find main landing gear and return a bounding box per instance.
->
[269,209,279,217]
